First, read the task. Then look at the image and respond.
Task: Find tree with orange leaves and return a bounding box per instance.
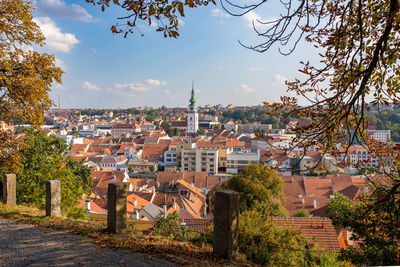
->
[0,0,63,173]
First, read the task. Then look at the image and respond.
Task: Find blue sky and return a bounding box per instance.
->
[31,0,318,109]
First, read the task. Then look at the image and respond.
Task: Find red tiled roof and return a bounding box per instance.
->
[271,216,342,251]
[156,172,221,190]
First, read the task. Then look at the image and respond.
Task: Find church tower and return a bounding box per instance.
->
[186,82,199,134]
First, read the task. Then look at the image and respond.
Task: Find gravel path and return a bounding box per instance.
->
[0,218,176,267]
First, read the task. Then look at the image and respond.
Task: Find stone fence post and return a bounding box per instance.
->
[107,182,127,234]
[3,174,16,205]
[213,190,239,259]
[46,180,61,218]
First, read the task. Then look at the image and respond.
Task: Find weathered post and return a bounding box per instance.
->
[46,180,61,218]
[3,174,16,205]
[107,182,127,234]
[213,190,239,259]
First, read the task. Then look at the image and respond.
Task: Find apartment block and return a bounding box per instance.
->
[181,148,219,175]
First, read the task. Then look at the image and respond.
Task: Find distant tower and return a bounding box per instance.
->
[186,82,199,134]
[58,94,61,110]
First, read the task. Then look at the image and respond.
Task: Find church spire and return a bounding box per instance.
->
[189,81,196,107]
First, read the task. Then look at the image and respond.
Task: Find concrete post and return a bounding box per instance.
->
[3,174,16,205]
[213,190,239,259]
[46,180,61,218]
[107,182,127,234]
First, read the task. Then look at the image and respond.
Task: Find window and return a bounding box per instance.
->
[202,168,206,172]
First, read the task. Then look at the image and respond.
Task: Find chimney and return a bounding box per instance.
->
[301,198,305,204]
[133,198,137,207]
[313,199,317,208]
[133,209,140,220]
[173,202,177,210]
[172,179,175,186]
[85,200,91,211]
[163,204,167,217]
[157,181,160,187]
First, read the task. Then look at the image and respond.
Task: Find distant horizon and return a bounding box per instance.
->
[48,104,267,111]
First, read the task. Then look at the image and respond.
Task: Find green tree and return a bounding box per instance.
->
[293,208,311,218]
[16,129,93,216]
[218,164,343,265]
[327,192,400,265]
[197,128,206,135]
[220,163,288,216]
[239,210,314,266]
[161,120,171,128]
[145,109,158,122]
[149,165,155,172]
[0,0,63,173]
[128,165,134,173]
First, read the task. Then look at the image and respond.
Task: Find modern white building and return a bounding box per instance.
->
[226,150,260,174]
[367,129,391,143]
[186,83,199,134]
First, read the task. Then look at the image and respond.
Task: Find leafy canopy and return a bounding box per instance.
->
[328,191,400,266]
[220,163,288,216]
[16,129,93,216]
[0,0,63,172]
[85,0,215,38]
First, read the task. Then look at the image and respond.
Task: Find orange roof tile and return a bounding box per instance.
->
[271,216,342,251]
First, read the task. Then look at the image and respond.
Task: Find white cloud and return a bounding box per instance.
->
[82,81,101,91]
[243,11,275,28]
[274,74,287,84]
[108,79,167,96]
[211,8,230,18]
[235,84,254,93]
[55,57,67,71]
[90,48,97,53]
[54,83,66,90]
[164,89,172,94]
[35,0,94,22]
[33,17,80,52]
[250,67,263,71]
[243,11,261,27]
